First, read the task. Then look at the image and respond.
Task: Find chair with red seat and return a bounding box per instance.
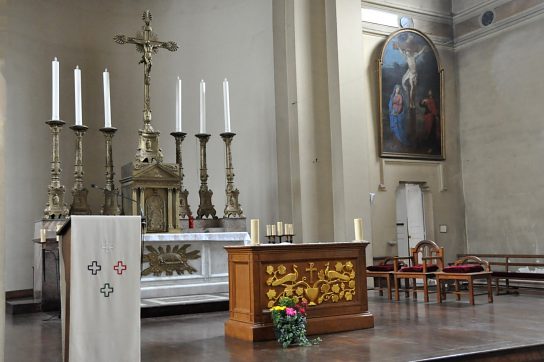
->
[393,240,444,302]
[436,256,493,305]
[366,257,399,300]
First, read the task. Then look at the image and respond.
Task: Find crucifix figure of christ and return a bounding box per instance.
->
[114,10,178,130]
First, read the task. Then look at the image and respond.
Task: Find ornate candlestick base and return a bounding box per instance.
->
[44,120,69,219]
[220,132,244,218]
[171,131,192,219]
[100,127,120,215]
[195,133,217,219]
[69,125,92,215]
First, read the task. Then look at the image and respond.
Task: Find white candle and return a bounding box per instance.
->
[74,66,82,126]
[223,78,231,132]
[271,225,276,236]
[176,77,182,132]
[250,219,260,245]
[103,69,111,128]
[40,228,47,243]
[277,221,283,236]
[354,218,364,241]
[52,57,59,120]
[199,79,206,133]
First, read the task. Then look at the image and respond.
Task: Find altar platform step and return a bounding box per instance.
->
[140,292,229,318]
[6,293,230,317]
[5,297,42,315]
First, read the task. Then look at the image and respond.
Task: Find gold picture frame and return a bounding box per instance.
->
[378,29,445,160]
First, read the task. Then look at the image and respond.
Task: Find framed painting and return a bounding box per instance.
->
[378,29,444,160]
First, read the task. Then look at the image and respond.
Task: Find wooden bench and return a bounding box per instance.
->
[457,254,544,295]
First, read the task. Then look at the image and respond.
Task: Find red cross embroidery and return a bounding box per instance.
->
[113,260,127,275]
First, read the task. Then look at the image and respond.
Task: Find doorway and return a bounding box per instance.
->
[396,183,426,257]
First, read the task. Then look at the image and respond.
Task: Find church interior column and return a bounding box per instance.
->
[273,0,334,243]
[324,0,373,248]
[0,12,6,359]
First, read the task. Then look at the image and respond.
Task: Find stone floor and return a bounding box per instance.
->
[5,290,544,361]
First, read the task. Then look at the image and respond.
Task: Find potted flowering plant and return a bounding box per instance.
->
[269,296,321,348]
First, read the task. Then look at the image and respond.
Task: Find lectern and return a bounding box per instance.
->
[59,216,141,362]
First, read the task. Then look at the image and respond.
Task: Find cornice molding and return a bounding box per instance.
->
[452,0,508,23]
[454,2,544,49]
[361,24,453,48]
[362,0,451,21]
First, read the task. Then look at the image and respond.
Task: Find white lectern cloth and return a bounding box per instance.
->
[60,216,141,362]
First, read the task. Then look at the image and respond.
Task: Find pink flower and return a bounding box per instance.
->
[285,307,296,316]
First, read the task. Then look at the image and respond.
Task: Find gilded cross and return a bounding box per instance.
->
[306,262,317,283]
[114,10,179,129]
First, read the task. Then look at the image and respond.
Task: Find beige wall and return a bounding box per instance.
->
[4,0,277,291]
[0,0,6,356]
[457,18,544,254]
[362,34,465,262]
[274,0,466,263]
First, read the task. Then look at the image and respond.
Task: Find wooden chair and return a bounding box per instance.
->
[393,240,444,302]
[367,257,397,300]
[436,256,493,305]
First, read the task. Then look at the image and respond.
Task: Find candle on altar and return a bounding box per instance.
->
[199,79,206,133]
[40,228,47,244]
[271,224,276,236]
[276,221,283,236]
[354,218,364,241]
[266,225,271,237]
[52,57,59,120]
[250,219,260,245]
[74,66,82,126]
[223,78,231,132]
[176,77,182,132]
[103,69,112,128]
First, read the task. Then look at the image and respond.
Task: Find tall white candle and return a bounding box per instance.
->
[250,219,260,245]
[199,79,206,133]
[103,69,111,128]
[40,228,47,244]
[176,77,182,132]
[74,66,82,126]
[223,78,231,132]
[354,218,364,241]
[52,57,59,120]
[277,221,283,236]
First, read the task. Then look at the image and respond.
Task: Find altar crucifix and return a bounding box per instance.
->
[114,10,178,164]
[117,10,184,233]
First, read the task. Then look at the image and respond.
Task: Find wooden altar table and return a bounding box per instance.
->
[224,242,374,341]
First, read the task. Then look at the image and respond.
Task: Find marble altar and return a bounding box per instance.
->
[141,232,250,299]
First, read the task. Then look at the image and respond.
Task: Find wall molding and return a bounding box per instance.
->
[362,0,451,21]
[454,1,544,49]
[378,159,447,192]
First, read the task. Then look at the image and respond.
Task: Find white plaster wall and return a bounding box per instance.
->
[4,0,276,291]
[0,14,6,361]
[362,33,465,262]
[457,18,544,254]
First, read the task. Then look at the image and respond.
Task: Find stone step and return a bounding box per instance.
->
[6,298,42,315]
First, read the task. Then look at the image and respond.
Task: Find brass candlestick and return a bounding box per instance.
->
[100,127,120,215]
[171,131,192,219]
[43,120,69,219]
[220,132,243,218]
[69,125,92,215]
[195,133,217,219]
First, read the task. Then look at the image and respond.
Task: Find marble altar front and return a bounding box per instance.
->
[141,232,250,299]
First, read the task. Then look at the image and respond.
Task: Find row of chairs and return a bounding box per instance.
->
[367,240,493,305]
